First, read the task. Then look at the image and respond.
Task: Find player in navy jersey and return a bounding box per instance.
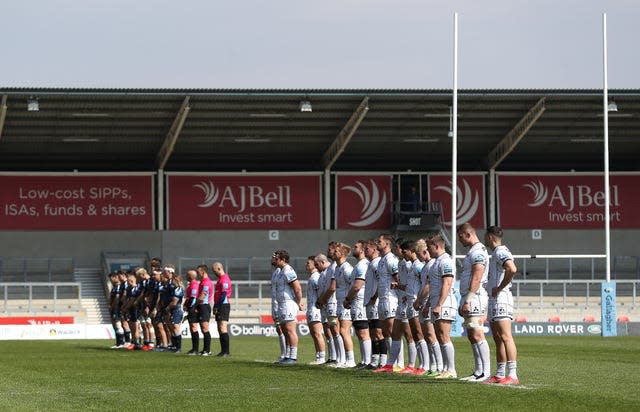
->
[117,270,132,345]
[124,272,145,350]
[136,268,156,350]
[164,265,184,353]
[108,272,125,348]
[150,267,168,350]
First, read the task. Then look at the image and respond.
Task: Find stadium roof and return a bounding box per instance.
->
[0,88,638,173]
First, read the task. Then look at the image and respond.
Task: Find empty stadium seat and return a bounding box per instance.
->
[583,315,596,323]
[548,316,561,323]
[617,315,630,323]
[515,316,528,323]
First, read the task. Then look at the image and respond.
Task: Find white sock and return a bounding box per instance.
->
[388,340,401,365]
[507,360,518,378]
[371,353,380,367]
[385,337,392,357]
[363,340,372,365]
[431,342,443,371]
[346,350,355,363]
[289,346,298,360]
[335,335,345,364]
[327,337,335,361]
[478,340,491,377]
[279,334,286,358]
[396,339,404,368]
[472,343,482,375]
[417,340,428,370]
[441,342,456,373]
[496,362,506,378]
[408,342,417,368]
[379,353,388,367]
[317,351,325,361]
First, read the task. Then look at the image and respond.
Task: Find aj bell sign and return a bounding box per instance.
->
[166,174,322,229]
[497,173,639,228]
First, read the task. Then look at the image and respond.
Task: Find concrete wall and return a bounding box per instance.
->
[1,229,638,268]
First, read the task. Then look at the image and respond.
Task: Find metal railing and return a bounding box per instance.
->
[0,282,82,313]
[227,279,639,315]
[0,257,75,283]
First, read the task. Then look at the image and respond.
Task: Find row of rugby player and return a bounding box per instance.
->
[108,258,232,357]
[269,225,520,385]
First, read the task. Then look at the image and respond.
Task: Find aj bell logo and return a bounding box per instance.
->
[341,179,387,227]
[194,181,292,213]
[523,180,620,211]
[433,178,479,226]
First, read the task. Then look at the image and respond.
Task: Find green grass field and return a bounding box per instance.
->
[1,336,638,411]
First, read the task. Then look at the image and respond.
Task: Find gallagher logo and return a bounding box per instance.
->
[193,180,292,213]
[433,178,480,226]
[340,179,388,227]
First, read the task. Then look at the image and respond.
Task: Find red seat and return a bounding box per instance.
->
[583,315,596,323]
[618,315,630,323]
[515,316,528,323]
[548,316,561,323]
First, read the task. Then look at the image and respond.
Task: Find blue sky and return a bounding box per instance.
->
[1,0,638,89]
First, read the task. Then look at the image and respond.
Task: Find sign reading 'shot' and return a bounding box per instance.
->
[497,173,639,228]
[0,174,154,230]
[167,174,322,229]
[336,175,392,229]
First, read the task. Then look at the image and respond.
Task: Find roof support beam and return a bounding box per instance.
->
[156,96,191,169]
[0,95,7,142]
[485,96,546,170]
[322,97,369,170]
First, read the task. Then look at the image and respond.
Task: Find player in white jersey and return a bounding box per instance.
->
[483,226,520,385]
[381,239,416,374]
[333,242,355,367]
[414,239,443,376]
[305,255,325,365]
[372,234,402,374]
[456,223,491,382]
[363,239,384,369]
[344,240,371,368]
[427,234,458,379]
[270,254,287,362]
[315,246,339,365]
[273,250,304,364]
[401,241,430,376]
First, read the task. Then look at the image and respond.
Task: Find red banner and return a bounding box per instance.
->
[428,174,486,229]
[167,174,321,229]
[0,174,154,230]
[498,174,640,228]
[0,316,75,325]
[336,175,392,229]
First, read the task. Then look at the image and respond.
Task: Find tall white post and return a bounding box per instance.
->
[601,12,617,337]
[451,12,459,260]
[602,14,611,283]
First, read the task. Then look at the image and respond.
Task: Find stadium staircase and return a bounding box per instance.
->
[74,268,109,324]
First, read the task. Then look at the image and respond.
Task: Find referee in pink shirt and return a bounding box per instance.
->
[212,262,232,357]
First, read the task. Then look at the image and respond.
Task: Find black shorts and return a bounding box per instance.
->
[197,304,212,323]
[368,318,382,330]
[353,320,369,330]
[187,307,199,324]
[214,304,230,322]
